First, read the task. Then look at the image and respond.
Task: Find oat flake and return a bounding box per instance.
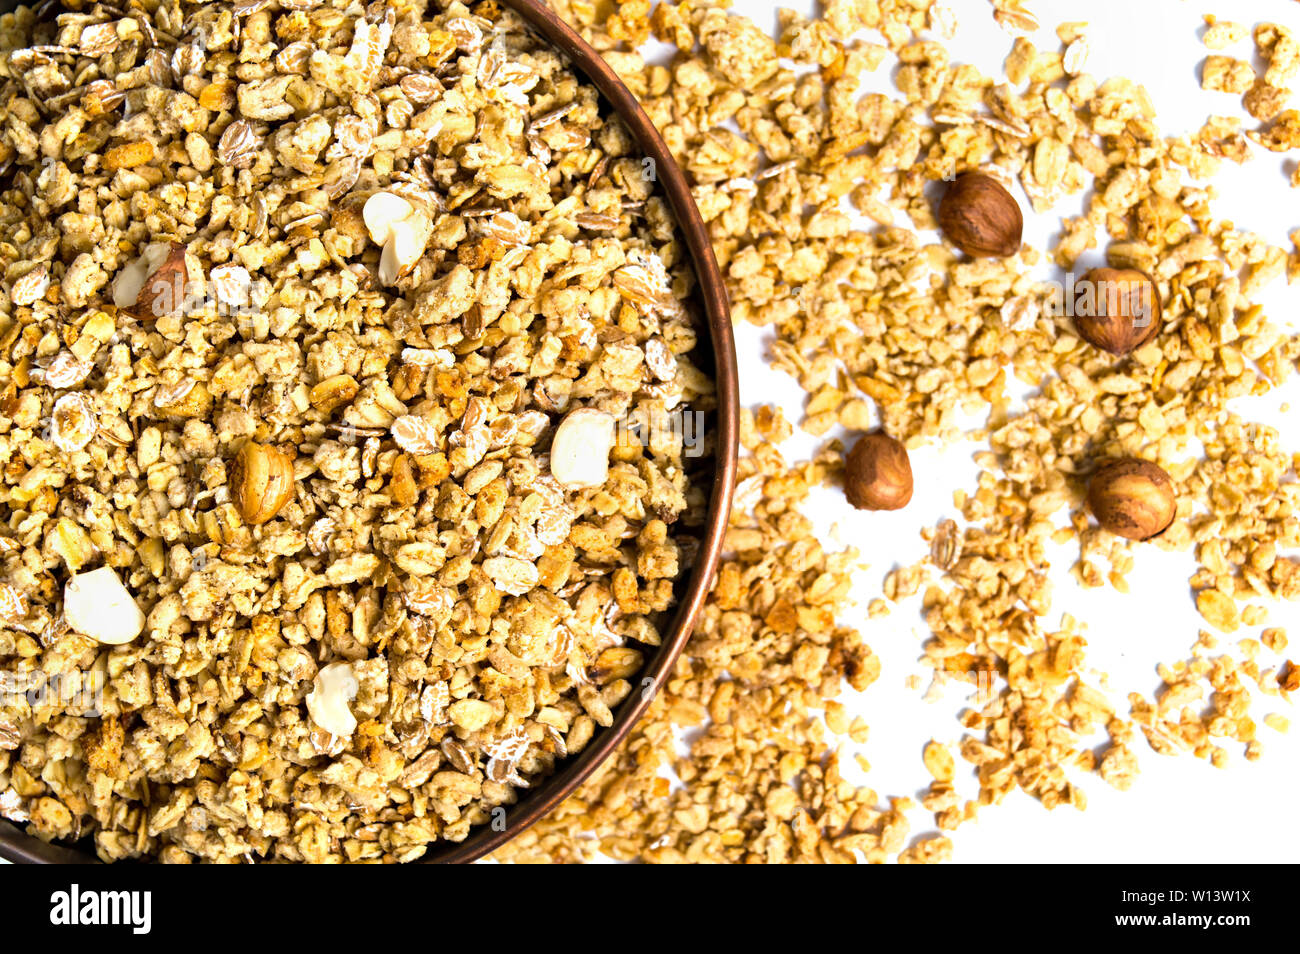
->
[391,414,440,454]
[50,393,97,452]
[43,352,92,390]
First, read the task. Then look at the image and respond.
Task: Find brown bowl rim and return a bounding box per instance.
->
[0,0,738,864]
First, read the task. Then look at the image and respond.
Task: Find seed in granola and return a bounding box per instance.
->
[49,517,95,572]
[613,253,675,311]
[229,442,296,525]
[323,156,362,199]
[550,407,616,489]
[155,379,212,420]
[644,336,677,382]
[331,115,374,160]
[389,454,418,506]
[64,566,145,645]
[844,432,914,511]
[82,78,125,116]
[930,518,962,570]
[937,172,1023,258]
[79,21,119,57]
[399,72,443,104]
[484,555,540,595]
[1073,268,1162,356]
[112,242,190,320]
[922,741,955,782]
[198,79,236,111]
[575,212,621,231]
[1063,36,1090,76]
[309,374,360,414]
[1087,458,1177,541]
[994,3,1039,34]
[305,662,360,738]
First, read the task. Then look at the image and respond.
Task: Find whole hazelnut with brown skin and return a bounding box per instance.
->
[1074,268,1162,356]
[845,432,913,511]
[230,442,296,525]
[1087,458,1176,541]
[938,172,1023,258]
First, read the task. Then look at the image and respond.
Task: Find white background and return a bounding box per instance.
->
[715,0,1300,862]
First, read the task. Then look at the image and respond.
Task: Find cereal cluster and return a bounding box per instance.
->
[497,0,1300,863]
[0,0,713,861]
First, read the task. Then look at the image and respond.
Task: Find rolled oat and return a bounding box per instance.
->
[0,0,713,862]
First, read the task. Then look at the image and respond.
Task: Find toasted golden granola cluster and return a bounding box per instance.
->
[496,0,1299,864]
[0,0,713,861]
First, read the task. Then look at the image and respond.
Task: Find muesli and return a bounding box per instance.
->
[496,0,1300,863]
[0,0,713,862]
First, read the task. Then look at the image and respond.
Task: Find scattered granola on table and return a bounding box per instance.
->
[0,0,715,861]
[491,0,1300,863]
[495,407,917,863]
[1197,17,1300,171]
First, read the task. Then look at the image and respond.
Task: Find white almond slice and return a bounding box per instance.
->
[378,237,401,286]
[112,242,175,309]
[111,257,150,309]
[64,566,145,645]
[378,218,425,285]
[306,661,360,738]
[550,407,616,489]
[362,191,414,245]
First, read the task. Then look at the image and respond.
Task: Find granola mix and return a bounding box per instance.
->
[494,0,1300,863]
[2,0,1297,867]
[0,0,715,861]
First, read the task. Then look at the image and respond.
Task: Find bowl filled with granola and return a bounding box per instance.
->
[0,0,736,863]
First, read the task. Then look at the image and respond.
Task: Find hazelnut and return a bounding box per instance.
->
[937,172,1023,258]
[112,242,191,320]
[230,441,296,525]
[1087,458,1176,541]
[844,432,913,511]
[1073,268,1162,355]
